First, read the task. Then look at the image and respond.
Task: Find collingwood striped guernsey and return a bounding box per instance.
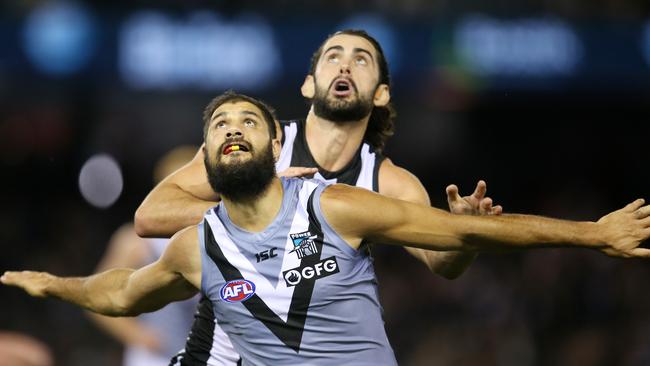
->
[170,120,387,366]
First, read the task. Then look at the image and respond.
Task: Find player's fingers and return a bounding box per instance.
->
[295,167,319,175]
[0,271,20,285]
[480,197,493,213]
[642,227,650,239]
[630,248,650,259]
[623,199,645,212]
[446,184,461,203]
[491,205,504,216]
[279,167,318,178]
[472,180,487,200]
[640,216,650,228]
[634,205,650,219]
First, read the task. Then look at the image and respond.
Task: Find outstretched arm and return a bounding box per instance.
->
[322,184,650,258]
[135,147,219,238]
[378,159,499,279]
[1,227,201,316]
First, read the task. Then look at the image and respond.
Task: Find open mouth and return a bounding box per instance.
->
[332,78,354,97]
[223,142,250,155]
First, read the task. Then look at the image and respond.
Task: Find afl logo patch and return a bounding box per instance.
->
[220,279,256,303]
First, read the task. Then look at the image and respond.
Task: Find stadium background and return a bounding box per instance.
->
[1,1,650,365]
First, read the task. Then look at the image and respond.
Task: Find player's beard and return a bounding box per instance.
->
[312,77,374,122]
[204,141,276,203]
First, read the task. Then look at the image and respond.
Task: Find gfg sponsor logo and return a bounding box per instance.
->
[220,279,256,303]
[283,257,340,287]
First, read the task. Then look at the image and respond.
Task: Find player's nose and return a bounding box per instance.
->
[339,62,351,75]
[226,129,243,138]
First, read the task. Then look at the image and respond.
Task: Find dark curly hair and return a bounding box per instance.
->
[308,29,396,152]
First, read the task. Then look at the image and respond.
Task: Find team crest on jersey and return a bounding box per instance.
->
[289,231,319,259]
[220,279,256,303]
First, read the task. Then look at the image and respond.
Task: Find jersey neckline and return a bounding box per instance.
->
[295,119,366,177]
[214,177,301,244]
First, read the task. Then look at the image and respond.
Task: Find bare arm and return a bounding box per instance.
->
[86,224,164,351]
[135,147,219,238]
[1,227,201,316]
[322,184,650,258]
[378,159,478,279]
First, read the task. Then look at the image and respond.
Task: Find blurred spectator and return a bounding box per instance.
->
[86,146,199,366]
[0,331,53,366]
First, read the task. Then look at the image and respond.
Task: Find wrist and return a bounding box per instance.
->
[582,221,606,249]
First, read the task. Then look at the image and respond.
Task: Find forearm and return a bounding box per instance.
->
[397,213,602,252]
[425,250,477,279]
[401,247,475,279]
[135,184,218,238]
[372,206,603,253]
[455,214,601,251]
[46,269,136,316]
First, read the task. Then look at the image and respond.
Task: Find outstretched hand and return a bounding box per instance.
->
[1,271,52,298]
[597,199,650,258]
[446,180,503,216]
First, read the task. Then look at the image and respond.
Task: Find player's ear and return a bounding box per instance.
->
[373,84,390,107]
[272,137,281,162]
[301,75,315,99]
[274,120,283,142]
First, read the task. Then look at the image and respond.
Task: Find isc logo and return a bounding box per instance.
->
[220,279,256,303]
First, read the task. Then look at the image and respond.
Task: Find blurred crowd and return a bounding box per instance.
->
[2,0,650,19]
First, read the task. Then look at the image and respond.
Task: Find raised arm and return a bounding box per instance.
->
[379,159,493,279]
[1,226,201,316]
[321,184,650,258]
[135,147,219,238]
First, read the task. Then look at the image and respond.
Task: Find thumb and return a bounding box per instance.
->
[446,184,461,204]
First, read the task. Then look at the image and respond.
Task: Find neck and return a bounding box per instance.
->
[304,107,369,172]
[220,177,284,232]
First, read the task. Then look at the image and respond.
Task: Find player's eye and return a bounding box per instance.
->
[244,119,256,127]
[327,54,339,64]
[215,121,227,128]
[355,56,368,66]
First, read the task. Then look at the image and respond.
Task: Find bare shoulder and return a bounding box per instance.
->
[378,158,430,205]
[320,183,379,209]
[320,183,408,249]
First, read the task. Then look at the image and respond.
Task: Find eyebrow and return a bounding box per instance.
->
[353,47,374,62]
[211,110,260,122]
[323,45,375,63]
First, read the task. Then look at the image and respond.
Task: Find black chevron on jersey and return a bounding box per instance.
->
[204,190,324,353]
